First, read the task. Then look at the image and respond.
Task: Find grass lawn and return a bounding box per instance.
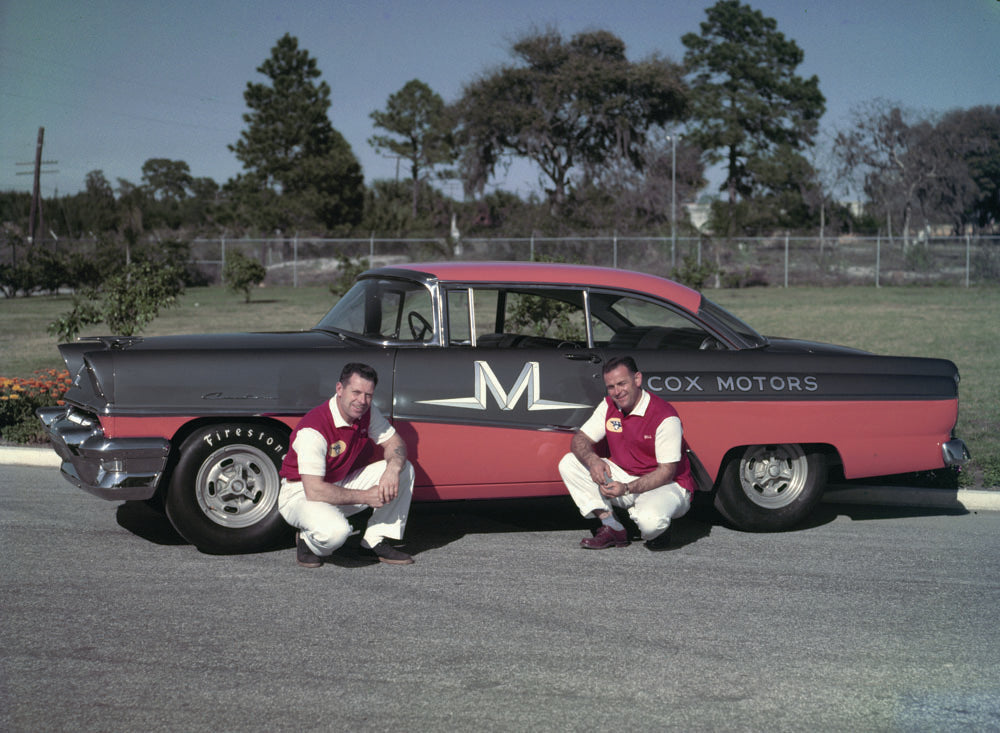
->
[0,285,337,376]
[2,283,997,487]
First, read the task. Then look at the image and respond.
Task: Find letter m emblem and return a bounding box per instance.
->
[417,361,590,411]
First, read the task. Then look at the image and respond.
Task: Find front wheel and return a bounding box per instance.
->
[165,422,291,553]
[714,444,827,532]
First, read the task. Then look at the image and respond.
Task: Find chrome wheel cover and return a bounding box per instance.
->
[737,444,809,509]
[194,444,281,528]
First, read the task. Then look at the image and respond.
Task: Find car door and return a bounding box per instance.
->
[392,284,606,499]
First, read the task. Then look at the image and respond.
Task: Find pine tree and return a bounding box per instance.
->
[369,79,454,219]
[229,33,363,232]
[682,0,825,231]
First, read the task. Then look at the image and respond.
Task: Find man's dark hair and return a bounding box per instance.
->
[340,362,378,387]
[603,355,639,376]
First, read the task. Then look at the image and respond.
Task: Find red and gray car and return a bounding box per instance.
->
[38,261,969,552]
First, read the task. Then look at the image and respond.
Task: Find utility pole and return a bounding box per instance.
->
[29,127,45,243]
[670,134,677,269]
[16,126,58,248]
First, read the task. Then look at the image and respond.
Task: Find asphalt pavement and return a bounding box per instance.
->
[4,444,998,512]
[4,462,1000,731]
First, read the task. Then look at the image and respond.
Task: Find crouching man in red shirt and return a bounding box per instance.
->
[278,362,415,566]
[558,355,695,551]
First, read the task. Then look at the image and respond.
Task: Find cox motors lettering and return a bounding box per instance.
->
[646,374,819,394]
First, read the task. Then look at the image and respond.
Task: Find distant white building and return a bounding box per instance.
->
[685,203,712,233]
[843,200,864,218]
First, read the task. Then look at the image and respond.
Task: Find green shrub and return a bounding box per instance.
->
[329,254,369,297]
[48,260,185,341]
[223,250,267,302]
[722,266,769,288]
[670,255,718,290]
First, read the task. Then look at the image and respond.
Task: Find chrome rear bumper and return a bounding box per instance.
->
[942,439,971,466]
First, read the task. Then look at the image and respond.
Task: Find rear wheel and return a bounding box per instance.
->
[714,443,827,531]
[165,422,291,553]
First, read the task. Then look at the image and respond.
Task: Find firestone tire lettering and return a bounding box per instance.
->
[202,429,283,452]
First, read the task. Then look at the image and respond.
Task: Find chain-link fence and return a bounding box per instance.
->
[189,234,1000,288]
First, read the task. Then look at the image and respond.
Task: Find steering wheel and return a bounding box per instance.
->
[407,311,432,341]
[699,336,723,351]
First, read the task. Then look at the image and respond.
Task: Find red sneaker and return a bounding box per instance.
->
[580,525,629,549]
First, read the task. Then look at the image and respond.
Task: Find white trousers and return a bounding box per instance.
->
[558,453,690,541]
[278,460,414,555]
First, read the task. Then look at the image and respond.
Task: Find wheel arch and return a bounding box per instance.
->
[712,441,839,532]
[170,415,295,449]
[715,442,840,483]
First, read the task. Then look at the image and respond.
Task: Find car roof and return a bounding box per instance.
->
[377,261,704,314]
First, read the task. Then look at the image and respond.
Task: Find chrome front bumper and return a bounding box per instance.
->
[36,406,171,501]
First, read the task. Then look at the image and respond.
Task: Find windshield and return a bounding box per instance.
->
[698,297,768,348]
[315,278,435,343]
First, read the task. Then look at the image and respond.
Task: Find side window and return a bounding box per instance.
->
[378,290,403,336]
[315,278,434,342]
[446,289,471,345]
[605,296,714,350]
[471,287,586,348]
[503,291,581,340]
[590,316,615,345]
[445,287,502,346]
[373,282,433,342]
[472,289,501,342]
[396,286,434,342]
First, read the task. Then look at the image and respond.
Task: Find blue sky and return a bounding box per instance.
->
[2,0,998,200]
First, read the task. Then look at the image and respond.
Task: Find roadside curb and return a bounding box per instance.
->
[823,484,1000,513]
[4,446,998,513]
[1,446,61,468]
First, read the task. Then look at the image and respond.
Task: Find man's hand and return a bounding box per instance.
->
[599,479,629,499]
[375,468,400,504]
[362,485,387,508]
[573,431,610,487]
[587,460,610,487]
